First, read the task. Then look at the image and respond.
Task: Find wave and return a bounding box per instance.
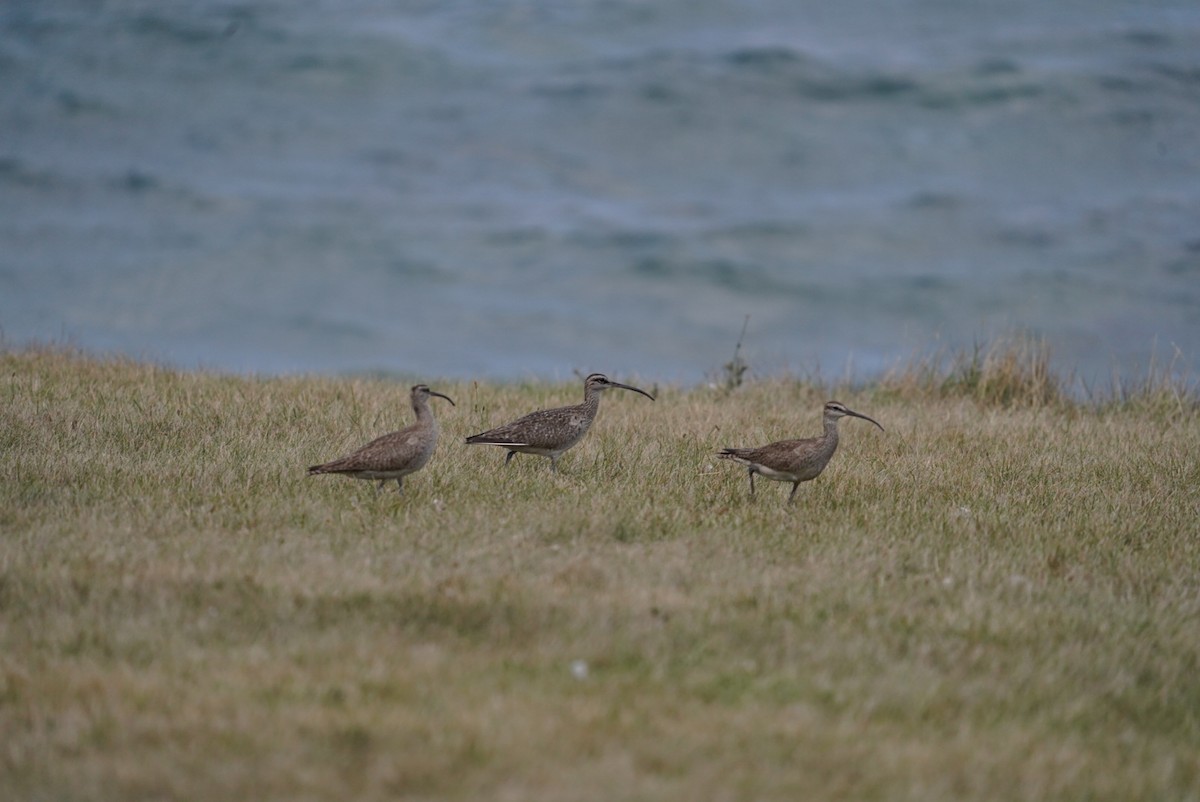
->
[527,44,1077,115]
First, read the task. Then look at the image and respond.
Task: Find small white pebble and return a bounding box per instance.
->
[570,660,589,680]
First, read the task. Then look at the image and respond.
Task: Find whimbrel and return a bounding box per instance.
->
[718,400,883,504]
[308,384,455,493]
[465,373,654,472]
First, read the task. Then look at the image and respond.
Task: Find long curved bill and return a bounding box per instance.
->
[611,381,655,401]
[430,390,456,406]
[846,407,884,431]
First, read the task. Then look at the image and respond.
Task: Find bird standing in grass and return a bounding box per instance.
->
[308,384,455,494]
[465,373,655,472]
[718,400,884,504]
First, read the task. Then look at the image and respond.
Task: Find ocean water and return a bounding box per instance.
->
[2,0,1198,385]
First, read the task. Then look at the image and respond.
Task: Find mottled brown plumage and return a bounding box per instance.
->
[718,401,883,504]
[465,373,654,472]
[308,384,455,493]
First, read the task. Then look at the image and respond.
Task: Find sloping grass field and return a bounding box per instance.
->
[2,344,1198,800]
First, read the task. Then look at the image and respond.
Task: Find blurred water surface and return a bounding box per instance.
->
[2,0,1198,384]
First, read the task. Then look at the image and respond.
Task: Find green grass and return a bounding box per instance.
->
[2,343,1199,801]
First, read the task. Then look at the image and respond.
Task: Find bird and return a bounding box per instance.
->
[465,373,655,472]
[307,384,455,494]
[717,400,884,504]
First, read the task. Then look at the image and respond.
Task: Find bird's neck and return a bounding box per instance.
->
[580,387,602,418]
[413,399,434,426]
[823,414,840,444]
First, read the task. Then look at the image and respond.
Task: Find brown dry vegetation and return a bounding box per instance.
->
[2,343,1199,801]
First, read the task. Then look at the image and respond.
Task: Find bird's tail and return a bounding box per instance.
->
[465,433,523,446]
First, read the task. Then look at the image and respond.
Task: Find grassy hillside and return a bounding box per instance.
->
[2,344,1198,800]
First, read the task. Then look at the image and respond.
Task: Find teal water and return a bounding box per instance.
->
[2,1,1198,384]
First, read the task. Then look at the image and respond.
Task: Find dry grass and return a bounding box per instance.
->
[2,343,1199,801]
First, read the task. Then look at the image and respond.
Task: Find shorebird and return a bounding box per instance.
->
[307,384,455,494]
[465,373,654,472]
[717,400,883,504]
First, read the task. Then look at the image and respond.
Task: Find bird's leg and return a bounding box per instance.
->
[395,478,404,494]
[549,454,558,474]
[748,469,755,496]
[788,482,800,504]
[505,451,516,467]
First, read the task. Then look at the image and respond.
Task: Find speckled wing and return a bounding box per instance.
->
[309,426,427,474]
[719,439,809,473]
[466,408,575,450]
